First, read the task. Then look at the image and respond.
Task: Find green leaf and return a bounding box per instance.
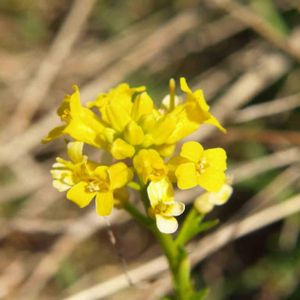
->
[176,208,219,247]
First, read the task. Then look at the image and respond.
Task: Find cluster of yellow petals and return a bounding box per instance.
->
[45,78,229,233]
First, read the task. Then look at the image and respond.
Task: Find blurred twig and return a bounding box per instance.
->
[232,165,300,219]
[234,93,300,123]
[229,147,300,183]
[207,0,300,62]
[224,129,300,146]
[188,51,291,142]
[2,0,97,139]
[193,41,265,99]
[12,211,128,300]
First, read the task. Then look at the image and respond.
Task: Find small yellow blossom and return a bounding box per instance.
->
[179,78,226,133]
[66,162,133,216]
[194,183,233,214]
[147,178,185,234]
[133,149,167,184]
[43,86,114,148]
[170,141,227,192]
[51,142,96,192]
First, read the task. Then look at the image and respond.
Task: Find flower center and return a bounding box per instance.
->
[154,202,168,215]
[196,158,208,175]
[61,109,71,122]
[86,179,109,193]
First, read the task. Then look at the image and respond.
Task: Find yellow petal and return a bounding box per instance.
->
[180,77,192,94]
[94,165,109,180]
[95,191,114,216]
[69,85,82,114]
[208,184,233,205]
[53,180,71,192]
[131,92,154,122]
[164,107,199,144]
[67,142,84,163]
[152,114,177,145]
[180,141,204,163]
[185,101,211,124]
[147,178,174,208]
[164,201,185,217]
[42,125,65,143]
[133,149,167,184]
[194,193,214,214]
[190,89,209,111]
[205,115,226,133]
[175,162,198,190]
[64,107,106,148]
[103,101,131,132]
[167,156,188,183]
[110,138,135,159]
[203,148,227,171]
[123,121,144,145]
[108,162,133,189]
[155,144,176,158]
[197,168,226,192]
[67,182,95,207]
[156,215,178,234]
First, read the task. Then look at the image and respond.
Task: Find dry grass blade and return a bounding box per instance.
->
[231,165,300,221]
[0,155,49,204]
[77,10,200,101]
[2,0,96,138]
[234,93,300,123]
[188,51,291,142]
[230,147,300,183]
[207,0,300,62]
[12,211,128,300]
[224,128,300,146]
[0,257,27,299]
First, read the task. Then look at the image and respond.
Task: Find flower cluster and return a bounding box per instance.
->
[44,78,229,233]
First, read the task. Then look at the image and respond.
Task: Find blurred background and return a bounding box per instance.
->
[0,0,300,299]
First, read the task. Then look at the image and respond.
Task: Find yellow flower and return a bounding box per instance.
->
[194,183,233,214]
[66,162,133,216]
[147,178,185,234]
[179,77,226,133]
[88,83,146,132]
[42,85,114,148]
[51,142,96,192]
[171,141,227,192]
[133,149,167,184]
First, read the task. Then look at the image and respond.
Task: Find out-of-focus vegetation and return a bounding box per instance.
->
[0,0,299,299]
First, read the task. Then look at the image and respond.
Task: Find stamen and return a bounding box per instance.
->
[169,78,176,111]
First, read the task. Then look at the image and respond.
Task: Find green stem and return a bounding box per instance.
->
[153,229,178,272]
[134,187,194,300]
[174,251,193,300]
[123,201,153,230]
